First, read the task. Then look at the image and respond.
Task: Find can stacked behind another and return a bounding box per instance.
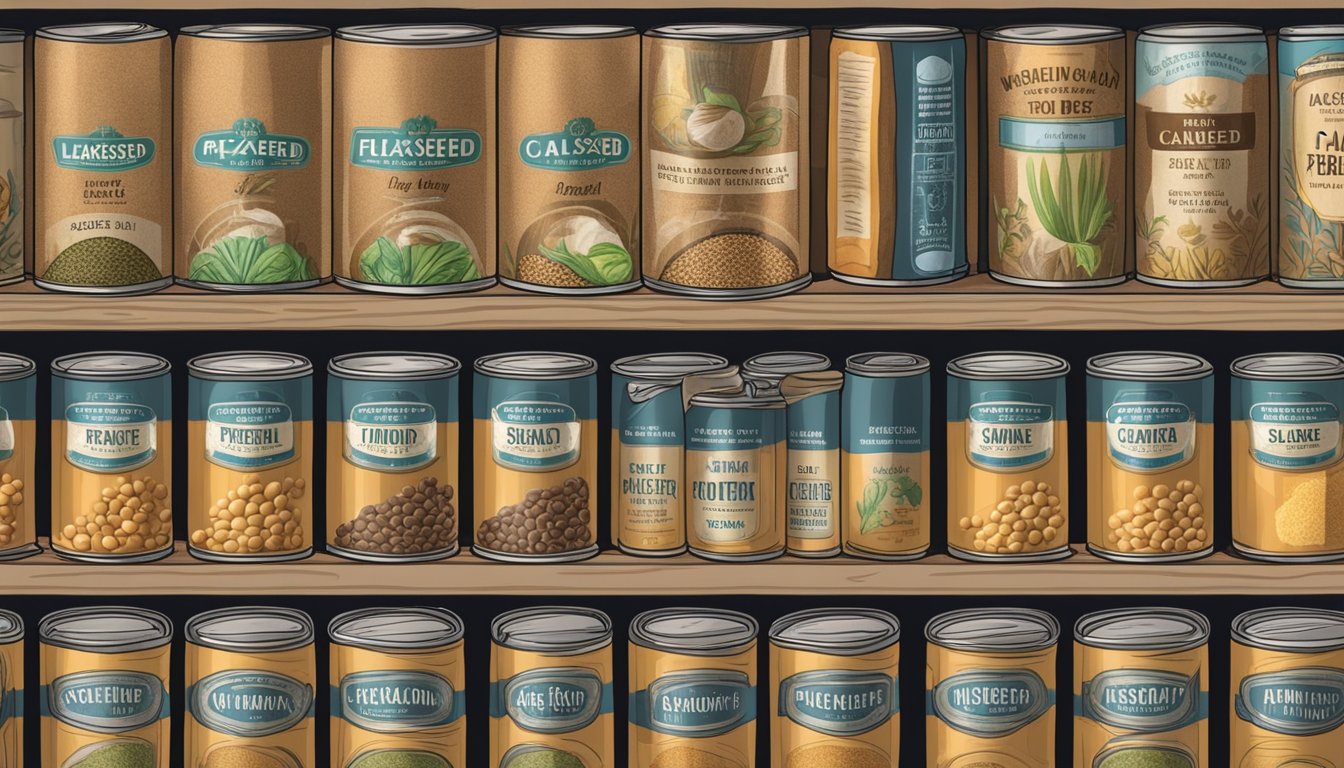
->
[0,610,21,766]
[0,30,20,285]
[780,370,842,557]
[0,354,35,560]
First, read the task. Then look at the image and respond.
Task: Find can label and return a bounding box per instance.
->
[337,670,460,732]
[65,400,157,472]
[1235,668,1344,735]
[688,407,775,542]
[1281,42,1344,282]
[191,669,313,738]
[1106,397,1196,471]
[520,117,631,171]
[930,668,1053,737]
[350,116,482,171]
[1079,669,1204,732]
[491,667,609,734]
[777,669,896,737]
[47,670,166,733]
[206,400,296,470]
[0,405,12,460]
[1248,399,1340,469]
[786,389,838,541]
[616,380,684,544]
[491,399,581,471]
[632,669,755,738]
[52,127,156,172]
[192,118,311,171]
[967,400,1054,471]
[345,401,437,471]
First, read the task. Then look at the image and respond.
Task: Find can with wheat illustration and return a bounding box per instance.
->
[0,610,19,766]
[0,354,36,561]
[0,30,20,286]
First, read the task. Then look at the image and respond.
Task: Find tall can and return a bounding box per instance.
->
[0,354,36,560]
[947,352,1071,561]
[983,25,1127,287]
[1136,24,1270,287]
[327,353,461,562]
[0,610,20,766]
[829,25,966,285]
[500,26,640,294]
[176,24,331,290]
[330,607,466,768]
[187,352,313,562]
[35,24,171,293]
[781,370,842,557]
[0,30,20,285]
[50,353,173,563]
[40,607,173,768]
[334,24,495,294]
[643,24,811,298]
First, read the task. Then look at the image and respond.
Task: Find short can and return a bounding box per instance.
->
[925,607,1059,768]
[781,370,842,557]
[1135,24,1270,287]
[0,610,21,766]
[326,353,461,562]
[499,26,640,294]
[769,608,900,768]
[1231,607,1344,766]
[983,25,1128,287]
[473,352,598,562]
[1074,607,1210,768]
[842,353,931,561]
[35,23,172,294]
[629,608,760,768]
[334,24,496,294]
[611,353,731,557]
[40,606,173,768]
[50,352,173,563]
[0,354,36,560]
[176,24,331,290]
[0,29,21,286]
[491,607,614,768]
[1086,352,1215,562]
[829,25,966,286]
[330,607,466,768]
[946,352,1071,561]
[643,24,811,299]
[187,351,313,562]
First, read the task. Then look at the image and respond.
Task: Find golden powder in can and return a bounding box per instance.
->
[660,233,798,289]
[648,746,743,768]
[786,744,889,768]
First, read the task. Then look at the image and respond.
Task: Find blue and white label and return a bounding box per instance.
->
[491,399,581,472]
[778,669,896,737]
[206,401,295,470]
[631,669,755,738]
[1079,669,1204,733]
[53,126,156,172]
[1107,399,1196,471]
[351,116,481,171]
[1250,401,1341,470]
[967,401,1054,471]
[998,116,1126,152]
[193,118,310,171]
[931,669,1053,738]
[338,670,459,733]
[491,667,608,734]
[47,670,166,734]
[345,402,437,471]
[520,117,631,171]
[191,669,312,738]
[65,401,156,472]
[1235,668,1344,736]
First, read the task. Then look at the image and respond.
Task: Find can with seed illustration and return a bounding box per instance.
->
[0,610,21,766]
[176,24,331,290]
[0,354,36,561]
[829,25,966,285]
[1280,27,1344,287]
[781,370,842,557]
[0,30,20,286]
[330,607,466,768]
[50,353,173,563]
[644,24,810,298]
[35,24,171,294]
[41,607,172,768]
[334,24,495,294]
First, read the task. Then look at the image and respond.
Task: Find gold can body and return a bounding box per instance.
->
[0,611,22,766]
[0,34,23,285]
[0,356,36,560]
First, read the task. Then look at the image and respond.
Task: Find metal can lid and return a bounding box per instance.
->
[947,351,1069,381]
[0,29,21,43]
[769,608,900,656]
[181,24,330,41]
[474,352,597,380]
[1233,607,1344,653]
[926,608,1059,652]
[504,25,637,39]
[846,352,930,377]
[646,24,808,42]
[40,607,172,653]
[336,23,496,45]
[0,353,34,382]
[984,25,1124,44]
[186,607,314,652]
[52,352,170,381]
[492,607,612,655]
[1231,352,1344,381]
[1281,25,1344,40]
[189,351,313,381]
[1087,352,1213,382]
[630,608,759,656]
[611,353,730,380]
[329,352,460,381]
[329,607,464,651]
[37,23,167,42]
[1075,607,1210,651]
[834,25,962,42]
[1138,23,1265,43]
[687,385,783,409]
[0,609,22,644]
[742,352,831,382]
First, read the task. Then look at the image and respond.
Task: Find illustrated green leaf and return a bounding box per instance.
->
[189,235,310,284]
[902,481,923,508]
[702,86,742,113]
[358,236,479,285]
[538,238,633,287]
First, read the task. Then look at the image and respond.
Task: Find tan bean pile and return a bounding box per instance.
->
[190,474,307,555]
[1107,480,1207,555]
[660,233,798,289]
[0,473,22,548]
[518,254,589,287]
[959,480,1064,555]
[60,475,171,555]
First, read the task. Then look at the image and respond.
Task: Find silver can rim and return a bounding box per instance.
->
[629,607,759,656]
[186,606,314,652]
[40,606,173,653]
[769,607,900,655]
[1074,607,1211,651]
[328,606,464,651]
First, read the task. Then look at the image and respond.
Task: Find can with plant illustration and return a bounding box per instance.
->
[0,610,18,766]
[0,30,20,286]
[0,354,36,561]
[334,24,495,294]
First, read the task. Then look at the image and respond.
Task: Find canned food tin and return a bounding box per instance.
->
[35,23,172,294]
[186,607,316,768]
[1231,607,1344,766]
[176,25,331,290]
[829,26,966,285]
[630,608,760,768]
[187,352,313,562]
[0,354,36,560]
[1087,352,1214,562]
[1074,608,1210,768]
[843,353,931,561]
[327,353,461,562]
[0,610,21,766]
[769,608,900,768]
[40,607,172,768]
[491,607,614,768]
[473,353,598,563]
[643,24,810,299]
[781,370,842,557]
[947,352,1071,561]
[611,353,731,557]
[741,351,830,389]
[330,607,466,768]
[334,24,495,294]
[50,353,173,563]
[926,608,1059,768]
[0,30,20,286]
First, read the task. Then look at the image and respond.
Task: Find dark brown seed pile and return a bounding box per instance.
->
[476,477,593,556]
[333,477,457,556]
[660,233,798,289]
[518,253,591,287]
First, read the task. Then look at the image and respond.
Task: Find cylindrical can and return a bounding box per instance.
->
[1074,607,1210,768]
[611,353,732,557]
[0,354,36,560]
[1086,352,1214,562]
[842,353,931,561]
[1135,24,1270,287]
[0,30,20,286]
[643,24,811,299]
[946,352,1071,561]
[473,353,598,562]
[828,25,966,286]
[186,607,316,768]
[983,25,1127,287]
[175,24,331,290]
[333,24,495,294]
[40,607,172,768]
[1231,607,1344,766]
[329,607,466,768]
[629,608,759,768]
[326,353,461,562]
[35,24,171,294]
[499,26,640,294]
[769,608,900,768]
[50,352,173,563]
[491,607,614,768]
[187,351,313,562]
[781,370,842,557]
[926,608,1059,768]
[0,610,21,766]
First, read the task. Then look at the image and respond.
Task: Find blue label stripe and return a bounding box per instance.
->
[999,116,1126,152]
[488,681,613,719]
[330,686,466,726]
[41,683,170,721]
[629,686,758,733]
